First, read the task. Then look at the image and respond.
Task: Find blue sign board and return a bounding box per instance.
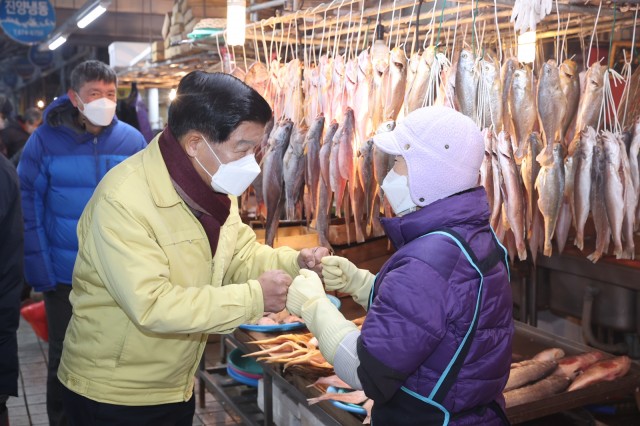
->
[0,0,56,45]
[28,44,53,68]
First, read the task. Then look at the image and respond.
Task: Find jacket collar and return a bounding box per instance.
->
[142,132,184,208]
[380,186,490,250]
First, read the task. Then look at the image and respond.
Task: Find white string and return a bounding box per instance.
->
[355,0,365,57]
[587,0,602,67]
[332,0,347,58]
[555,0,560,61]
[403,0,418,58]
[621,5,638,128]
[395,8,403,49]
[559,14,570,63]
[450,2,460,65]
[494,0,502,63]
[389,0,397,50]
[425,0,438,49]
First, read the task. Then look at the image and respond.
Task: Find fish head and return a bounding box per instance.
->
[528,132,543,150]
[601,131,621,159]
[496,131,513,157]
[587,62,606,88]
[409,52,421,73]
[559,59,578,78]
[581,126,598,142]
[552,142,564,160]
[357,50,373,77]
[481,60,498,82]
[345,59,358,84]
[541,60,560,81]
[390,47,407,72]
[511,69,526,89]
[458,49,475,72]
[423,45,436,65]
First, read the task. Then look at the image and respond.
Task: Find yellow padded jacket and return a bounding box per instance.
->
[58,135,300,405]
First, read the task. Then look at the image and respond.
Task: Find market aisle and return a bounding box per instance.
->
[8,317,242,426]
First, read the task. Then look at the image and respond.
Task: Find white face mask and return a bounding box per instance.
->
[194,136,261,196]
[381,169,418,216]
[76,93,116,127]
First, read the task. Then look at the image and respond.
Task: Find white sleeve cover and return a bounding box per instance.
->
[333,329,363,390]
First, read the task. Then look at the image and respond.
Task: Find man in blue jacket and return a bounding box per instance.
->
[17,60,147,426]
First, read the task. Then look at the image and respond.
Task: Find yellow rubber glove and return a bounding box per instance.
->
[286,269,358,364]
[321,256,375,310]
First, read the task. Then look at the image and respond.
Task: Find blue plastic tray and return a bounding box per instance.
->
[226,365,259,387]
[326,385,367,415]
[239,295,341,332]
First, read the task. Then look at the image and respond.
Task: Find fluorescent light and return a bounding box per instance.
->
[48,35,67,50]
[77,4,107,28]
[517,31,536,64]
[226,0,246,46]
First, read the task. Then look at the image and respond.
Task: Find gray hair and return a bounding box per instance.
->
[69,60,117,92]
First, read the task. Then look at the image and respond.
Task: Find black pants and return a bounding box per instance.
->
[0,394,8,426]
[44,285,73,426]
[62,386,195,426]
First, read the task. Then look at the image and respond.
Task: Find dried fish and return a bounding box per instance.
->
[567,356,631,392]
[505,360,558,392]
[535,143,565,257]
[504,375,571,408]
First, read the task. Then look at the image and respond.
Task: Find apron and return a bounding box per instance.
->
[369,228,511,426]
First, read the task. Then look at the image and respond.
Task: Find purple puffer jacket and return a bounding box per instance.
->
[359,187,513,425]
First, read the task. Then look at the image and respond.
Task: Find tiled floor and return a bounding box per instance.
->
[8,317,245,426]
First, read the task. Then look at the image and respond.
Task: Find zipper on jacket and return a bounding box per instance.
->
[93,136,99,184]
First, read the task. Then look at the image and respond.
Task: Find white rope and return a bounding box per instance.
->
[403,0,418,58]
[587,0,602,67]
[425,0,439,49]
[389,0,397,50]
[354,0,365,57]
[494,0,502,63]
[621,5,638,128]
[450,2,460,64]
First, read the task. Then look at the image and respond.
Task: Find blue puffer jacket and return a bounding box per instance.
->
[17,95,147,292]
[357,187,514,425]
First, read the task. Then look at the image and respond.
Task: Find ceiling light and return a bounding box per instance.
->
[169,88,177,101]
[77,2,108,29]
[48,34,67,51]
[226,0,246,46]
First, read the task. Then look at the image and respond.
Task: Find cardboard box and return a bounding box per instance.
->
[169,23,184,35]
[183,18,197,36]
[183,7,193,24]
[151,50,166,62]
[186,0,224,19]
[151,40,163,53]
[161,12,172,39]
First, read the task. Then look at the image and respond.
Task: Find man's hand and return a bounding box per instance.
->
[257,270,292,313]
[297,246,331,275]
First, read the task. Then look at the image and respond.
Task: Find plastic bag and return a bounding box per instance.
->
[20,300,48,342]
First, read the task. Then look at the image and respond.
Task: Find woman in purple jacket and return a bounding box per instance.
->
[287,106,514,425]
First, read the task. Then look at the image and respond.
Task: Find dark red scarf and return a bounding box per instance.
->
[158,128,231,257]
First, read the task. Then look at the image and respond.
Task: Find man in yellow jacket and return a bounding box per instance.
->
[58,71,328,425]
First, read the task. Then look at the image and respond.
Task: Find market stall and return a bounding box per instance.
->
[113,0,640,423]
